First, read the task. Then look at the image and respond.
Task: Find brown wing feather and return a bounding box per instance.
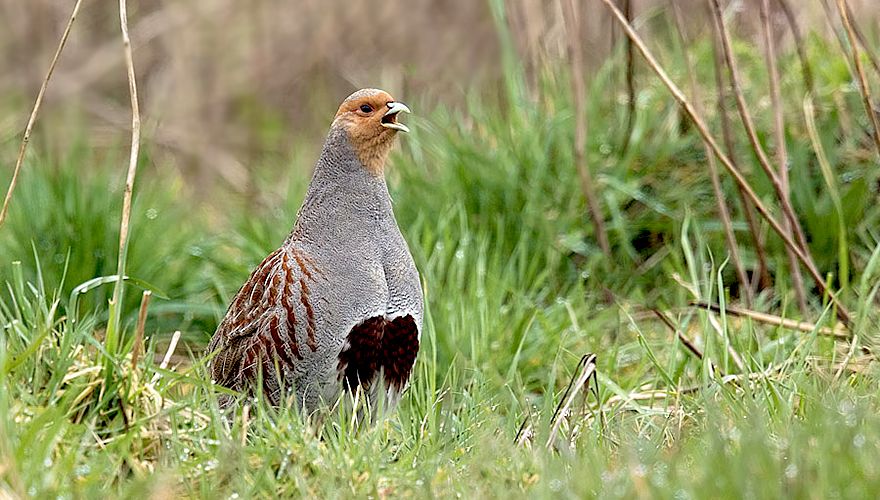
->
[207,246,321,403]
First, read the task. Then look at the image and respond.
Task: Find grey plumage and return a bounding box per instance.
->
[207,89,423,415]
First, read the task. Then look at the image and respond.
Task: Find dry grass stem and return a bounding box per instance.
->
[109,0,142,338]
[819,0,856,75]
[131,290,152,372]
[835,334,861,380]
[774,0,815,95]
[760,0,809,315]
[620,0,637,154]
[691,301,849,339]
[710,17,772,292]
[842,2,880,78]
[241,404,251,447]
[546,353,597,449]
[598,0,853,326]
[835,0,880,158]
[514,415,534,448]
[651,308,705,362]
[0,0,84,229]
[709,0,813,263]
[670,0,752,306]
[151,330,182,385]
[561,0,612,257]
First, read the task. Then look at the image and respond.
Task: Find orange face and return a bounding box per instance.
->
[332,88,410,175]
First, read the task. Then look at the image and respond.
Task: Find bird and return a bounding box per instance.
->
[207,88,423,417]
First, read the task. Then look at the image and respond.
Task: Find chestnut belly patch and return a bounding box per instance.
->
[338,314,419,393]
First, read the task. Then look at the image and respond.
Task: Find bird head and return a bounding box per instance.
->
[331,88,410,175]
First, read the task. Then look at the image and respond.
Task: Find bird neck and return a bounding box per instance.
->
[289,128,395,241]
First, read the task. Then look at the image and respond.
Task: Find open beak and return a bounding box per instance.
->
[381,101,411,133]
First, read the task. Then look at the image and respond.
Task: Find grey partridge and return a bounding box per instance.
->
[207,89,423,415]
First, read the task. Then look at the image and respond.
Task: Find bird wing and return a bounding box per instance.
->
[207,246,322,397]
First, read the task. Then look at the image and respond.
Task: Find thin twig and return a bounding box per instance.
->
[774,0,815,95]
[620,0,637,154]
[709,0,813,263]
[835,0,880,159]
[670,0,751,306]
[761,0,809,316]
[561,0,612,257]
[0,0,84,229]
[546,353,597,449]
[131,290,152,372]
[691,302,848,339]
[710,17,772,292]
[843,2,880,79]
[819,0,856,75]
[109,0,143,340]
[651,308,704,362]
[598,0,853,326]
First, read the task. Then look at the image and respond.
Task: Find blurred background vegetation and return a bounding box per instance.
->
[1,0,880,497]
[1,0,877,338]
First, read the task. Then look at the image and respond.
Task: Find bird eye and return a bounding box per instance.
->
[359,104,373,113]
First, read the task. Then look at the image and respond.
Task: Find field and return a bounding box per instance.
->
[1,1,880,498]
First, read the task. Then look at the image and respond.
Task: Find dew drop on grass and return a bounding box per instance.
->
[652,463,668,487]
[784,463,798,479]
[728,426,741,444]
[549,479,563,492]
[632,464,647,478]
[838,400,858,427]
[146,208,158,220]
[454,249,464,260]
[43,457,53,467]
[854,434,866,448]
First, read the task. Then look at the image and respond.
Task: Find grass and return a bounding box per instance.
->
[2,5,880,498]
